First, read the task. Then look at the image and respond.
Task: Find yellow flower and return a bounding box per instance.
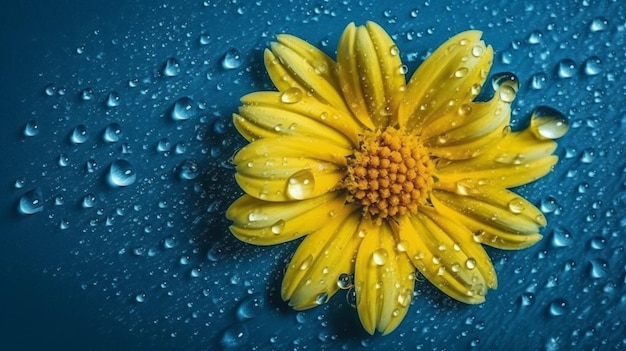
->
[227,21,563,335]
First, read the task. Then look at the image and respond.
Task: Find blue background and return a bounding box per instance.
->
[1,0,624,350]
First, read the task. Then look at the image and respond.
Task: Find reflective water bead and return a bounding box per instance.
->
[103,123,123,142]
[583,56,603,76]
[280,87,303,104]
[106,91,121,108]
[80,87,94,101]
[157,138,171,152]
[85,159,97,173]
[108,159,137,187]
[372,248,388,266]
[44,83,57,96]
[236,293,265,320]
[526,30,542,44]
[531,72,547,90]
[491,72,519,93]
[286,169,315,200]
[529,106,569,140]
[171,97,196,121]
[70,124,89,144]
[178,159,199,180]
[18,188,44,215]
[548,298,568,316]
[23,120,39,137]
[57,153,69,167]
[82,194,97,208]
[162,57,181,77]
[556,59,577,79]
[551,227,573,248]
[337,273,353,289]
[589,17,609,32]
[222,48,243,70]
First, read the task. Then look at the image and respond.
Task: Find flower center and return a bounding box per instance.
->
[345,127,435,221]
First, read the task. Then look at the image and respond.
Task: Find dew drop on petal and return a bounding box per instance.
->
[23,120,39,137]
[589,17,609,32]
[222,48,243,70]
[337,273,353,289]
[372,248,388,266]
[507,198,525,213]
[18,188,44,215]
[471,45,483,57]
[315,292,329,305]
[557,59,577,79]
[286,169,315,200]
[465,258,476,270]
[299,255,313,270]
[548,298,568,316]
[270,220,285,235]
[108,159,137,187]
[171,97,195,121]
[280,87,303,104]
[389,45,399,56]
[162,57,181,77]
[106,91,121,107]
[529,106,569,140]
[454,67,468,78]
[70,124,89,144]
[492,72,519,93]
[583,56,603,76]
[397,288,412,307]
[103,123,123,143]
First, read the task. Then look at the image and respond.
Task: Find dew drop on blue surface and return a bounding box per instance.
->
[106,91,121,108]
[548,298,568,316]
[59,218,70,230]
[589,17,609,32]
[103,123,123,142]
[557,59,577,78]
[163,236,177,249]
[135,293,146,303]
[581,148,595,163]
[551,227,573,248]
[57,153,69,167]
[220,323,249,350]
[85,158,97,173]
[43,83,56,96]
[526,30,542,44]
[162,57,181,77]
[82,194,97,208]
[23,120,39,137]
[531,72,547,90]
[199,33,211,45]
[157,138,171,152]
[236,293,265,320]
[54,194,64,206]
[222,48,243,70]
[70,124,89,144]
[18,187,44,215]
[108,159,136,187]
[178,159,199,180]
[519,292,535,307]
[171,97,195,121]
[14,177,25,189]
[589,259,608,278]
[583,56,603,76]
[80,87,94,101]
[174,141,187,154]
[529,106,569,140]
[190,267,201,278]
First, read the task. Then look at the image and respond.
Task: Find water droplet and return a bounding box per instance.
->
[589,17,609,32]
[454,67,468,78]
[337,273,353,289]
[507,198,525,213]
[280,87,303,104]
[178,159,199,180]
[589,259,608,278]
[286,169,315,200]
[548,298,568,316]
[465,258,476,270]
[583,56,603,76]
[519,292,535,307]
[397,288,412,307]
[59,218,70,230]
[531,72,547,90]
[589,237,606,250]
[54,194,64,205]
[557,59,577,79]
[389,45,399,56]
[174,142,187,154]
[372,248,388,266]
[471,45,483,57]
[315,292,329,305]
[156,138,171,152]
[23,120,39,137]
[162,57,181,77]
[103,123,123,143]
[222,48,243,70]
[82,194,97,208]
[492,72,519,94]
[163,236,177,249]
[346,287,357,307]
[199,33,211,45]
[80,87,94,101]
[70,124,89,144]
[44,83,56,96]
[299,255,313,270]
[581,148,595,163]
[529,106,569,140]
[270,220,285,235]
[526,30,543,44]
[57,153,69,167]
[135,293,146,303]
[190,267,201,278]
[551,227,573,248]
[108,159,137,187]
[106,91,121,108]
[236,293,265,320]
[540,196,559,213]
[171,97,196,121]
[18,188,44,215]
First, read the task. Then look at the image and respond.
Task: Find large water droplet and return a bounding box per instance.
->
[589,259,608,279]
[18,188,44,215]
[286,169,315,200]
[108,159,137,187]
[551,227,573,248]
[583,56,603,76]
[280,87,303,104]
[162,57,181,77]
[222,48,243,70]
[589,17,609,32]
[44,83,57,96]
[23,120,39,137]
[171,97,195,121]
[557,59,577,79]
[548,298,568,316]
[103,123,123,143]
[526,30,543,44]
[70,124,89,144]
[529,106,569,140]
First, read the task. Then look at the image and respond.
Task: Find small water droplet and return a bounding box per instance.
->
[286,169,315,200]
[18,188,44,215]
[54,194,65,205]
[581,148,595,163]
[531,72,547,90]
[583,56,603,76]
[551,227,573,248]
[85,159,97,173]
[471,45,484,57]
[222,48,243,70]
[337,273,353,289]
[465,258,476,270]
[44,83,57,96]
[70,124,89,144]
[372,248,388,266]
[589,17,609,32]
[135,293,146,303]
[106,91,121,108]
[178,159,199,180]
[548,298,568,316]
[174,141,187,154]
[526,30,543,44]
[589,237,606,250]
[540,196,558,213]
[397,288,412,307]
[171,97,196,121]
[156,138,171,152]
[519,292,535,307]
[507,198,525,213]
[103,123,123,143]
[236,293,265,320]
[454,67,468,78]
[589,259,608,279]
[82,194,97,208]
[280,87,303,104]
[23,120,39,137]
[108,159,137,187]
[80,87,94,101]
[57,153,69,167]
[59,218,70,230]
[199,33,211,45]
[315,292,329,305]
[529,106,569,140]
[557,59,577,79]
[162,57,181,77]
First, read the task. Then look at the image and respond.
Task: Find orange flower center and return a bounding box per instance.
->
[345,127,435,221]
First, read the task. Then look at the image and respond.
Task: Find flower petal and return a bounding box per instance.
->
[233,136,349,201]
[399,30,493,132]
[282,207,362,309]
[354,218,415,335]
[227,192,348,245]
[337,22,406,129]
[265,34,349,112]
[423,88,511,160]
[436,129,559,188]
[395,209,496,304]
[234,91,361,146]
[431,189,544,249]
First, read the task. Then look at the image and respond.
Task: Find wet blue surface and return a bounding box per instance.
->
[1,0,625,350]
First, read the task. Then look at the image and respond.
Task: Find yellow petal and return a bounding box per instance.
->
[431,189,544,249]
[265,34,350,113]
[436,129,559,188]
[399,30,493,132]
[395,210,496,304]
[423,88,511,160]
[234,91,361,146]
[337,22,406,129]
[281,207,361,309]
[354,218,415,335]
[227,192,348,245]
